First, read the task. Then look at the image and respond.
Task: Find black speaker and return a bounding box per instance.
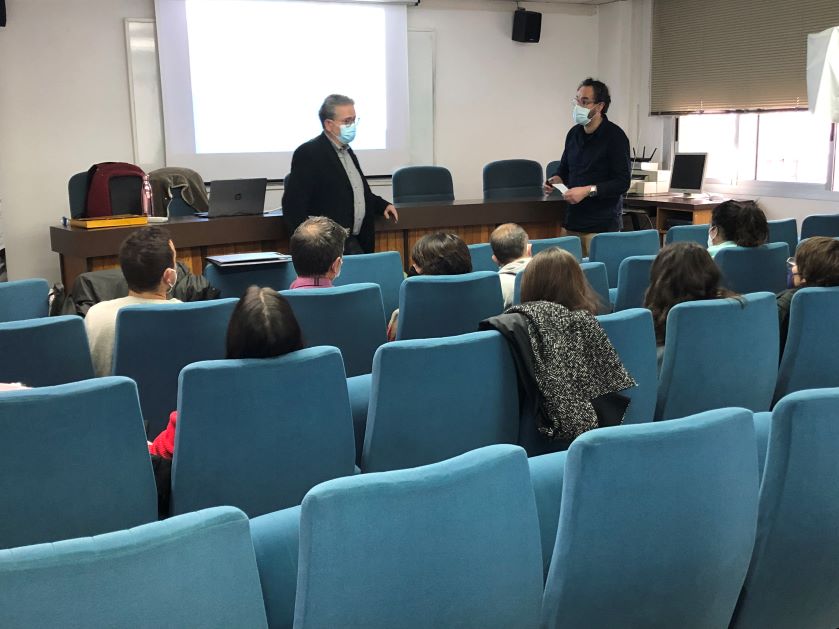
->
[1,1,6,28]
[512,8,541,43]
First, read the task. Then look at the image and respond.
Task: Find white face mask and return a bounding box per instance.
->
[168,267,177,291]
[707,226,717,248]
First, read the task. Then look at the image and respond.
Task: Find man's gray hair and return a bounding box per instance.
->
[319,94,355,126]
[490,223,529,266]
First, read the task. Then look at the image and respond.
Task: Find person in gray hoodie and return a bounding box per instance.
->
[490,223,532,308]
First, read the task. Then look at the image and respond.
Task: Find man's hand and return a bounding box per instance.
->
[563,186,592,205]
[384,204,399,222]
[543,175,562,195]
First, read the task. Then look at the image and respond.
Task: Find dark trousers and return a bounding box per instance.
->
[344,235,366,255]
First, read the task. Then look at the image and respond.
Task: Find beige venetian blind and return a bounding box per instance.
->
[651,0,839,114]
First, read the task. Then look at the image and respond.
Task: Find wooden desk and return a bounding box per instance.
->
[624,195,723,235]
[50,197,567,286]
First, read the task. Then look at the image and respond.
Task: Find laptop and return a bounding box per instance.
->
[195,178,268,218]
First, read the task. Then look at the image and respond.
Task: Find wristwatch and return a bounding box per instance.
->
[588,185,598,198]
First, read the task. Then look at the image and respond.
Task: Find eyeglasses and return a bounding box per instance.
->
[332,116,360,126]
[573,98,598,107]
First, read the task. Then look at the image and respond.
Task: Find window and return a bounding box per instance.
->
[677,111,837,191]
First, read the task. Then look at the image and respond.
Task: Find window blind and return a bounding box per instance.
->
[651,0,839,114]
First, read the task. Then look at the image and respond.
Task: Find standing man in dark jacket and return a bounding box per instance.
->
[282,94,399,254]
[544,78,631,256]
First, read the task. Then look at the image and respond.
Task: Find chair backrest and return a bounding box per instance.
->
[167,186,195,217]
[171,347,355,517]
[530,236,583,260]
[0,278,49,323]
[361,331,519,472]
[281,284,386,377]
[0,315,94,386]
[664,223,709,246]
[730,388,839,629]
[333,250,404,316]
[767,218,798,256]
[715,242,789,294]
[112,298,238,437]
[542,408,759,629]
[589,229,660,288]
[613,254,656,311]
[775,287,839,401]
[482,159,544,200]
[596,308,658,423]
[467,242,498,272]
[512,261,611,314]
[67,171,88,218]
[657,292,779,420]
[295,445,543,629]
[397,271,503,340]
[392,165,454,204]
[0,507,268,628]
[0,377,157,549]
[545,160,562,180]
[203,262,297,298]
[801,213,839,239]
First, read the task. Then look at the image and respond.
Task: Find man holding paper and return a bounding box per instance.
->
[544,78,631,255]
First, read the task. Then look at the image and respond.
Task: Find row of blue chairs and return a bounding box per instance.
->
[3,390,839,628]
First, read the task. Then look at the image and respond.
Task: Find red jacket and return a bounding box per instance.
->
[149,411,177,459]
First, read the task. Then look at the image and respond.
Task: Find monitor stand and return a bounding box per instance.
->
[676,192,704,199]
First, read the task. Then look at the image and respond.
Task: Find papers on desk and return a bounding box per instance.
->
[206,252,292,267]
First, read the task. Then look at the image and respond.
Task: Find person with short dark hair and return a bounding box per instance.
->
[776,236,839,350]
[386,232,472,340]
[490,223,531,307]
[282,94,398,254]
[520,247,601,314]
[644,242,739,346]
[149,286,303,459]
[289,216,348,288]
[85,227,181,377]
[707,200,769,257]
[545,78,631,256]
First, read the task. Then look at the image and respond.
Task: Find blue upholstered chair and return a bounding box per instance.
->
[731,389,839,629]
[113,298,239,437]
[526,450,568,575]
[612,254,655,311]
[281,284,386,377]
[512,260,611,314]
[250,505,302,629]
[767,218,798,257]
[203,262,297,298]
[333,250,404,315]
[656,292,779,420]
[589,229,660,288]
[715,242,789,294]
[166,186,195,217]
[664,223,709,246]
[0,315,94,386]
[0,507,269,628]
[0,278,49,322]
[0,377,157,549]
[397,271,503,340]
[545,160,562,180]
[467,242,498,272]
[483,159,543,200]
[801,213,839,239]
[530,236,583,260]
[774,287,839,402]
[392,165,454,204]
[295,445,543,628]
[541,408,759,629]
[361,331,519,472]
[596,308,658,423]
[67,170,142,217]
[170,347,356,517]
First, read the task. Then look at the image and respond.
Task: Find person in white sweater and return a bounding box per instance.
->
[490,223,532,308]
[85,227,181,376]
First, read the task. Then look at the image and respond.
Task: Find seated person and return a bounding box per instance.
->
[387,232,472,341]
[481,246,634,449]
[644,242,738,351]
[777,236,839,351]
[85,227,181,377]
[289,216,347,289]
[149,286,303,459]
[490,223,532,308]
[707,199,769,257]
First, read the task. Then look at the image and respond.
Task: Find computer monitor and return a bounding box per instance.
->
[669,153,708,197]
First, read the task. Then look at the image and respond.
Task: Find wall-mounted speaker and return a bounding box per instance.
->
[512,8,541,43]
[1,1,6,28]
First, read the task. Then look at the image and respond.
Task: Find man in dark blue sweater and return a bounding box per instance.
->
[544,78,631,256]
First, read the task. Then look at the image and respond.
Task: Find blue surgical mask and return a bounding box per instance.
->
[573,104,592,126]
[339,122,357,144]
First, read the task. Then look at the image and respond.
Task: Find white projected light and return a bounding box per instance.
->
[155,0,409,179]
